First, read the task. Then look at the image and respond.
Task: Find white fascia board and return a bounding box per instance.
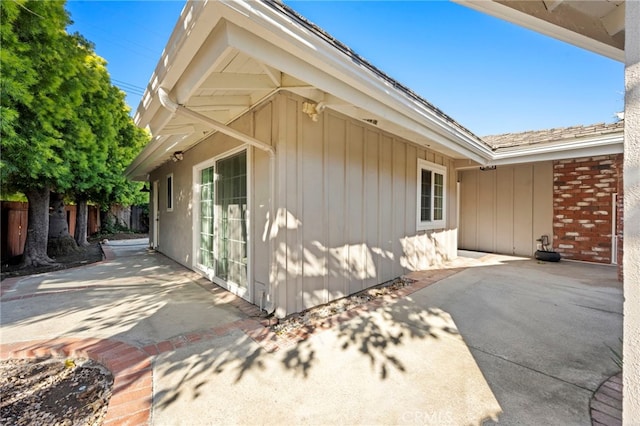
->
[172,23,235,105]
[125,134,170,180]
[454,0,624,62]
[134,1,226,128]
[128,5,232,180]
[222,4,492,162]
[127,0,624,181]
[131,0,492,177]
[488,133,623,166]
[125,106,175,179]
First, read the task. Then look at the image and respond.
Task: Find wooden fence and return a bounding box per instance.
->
[1,201,100,261]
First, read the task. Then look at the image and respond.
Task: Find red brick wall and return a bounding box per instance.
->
[553,154,623,266]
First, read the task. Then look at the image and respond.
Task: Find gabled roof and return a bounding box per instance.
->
[126,0,493,180]
[125,0,625,180]
[266,0,487,150]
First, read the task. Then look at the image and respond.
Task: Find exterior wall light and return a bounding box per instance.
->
[302,101,326,122]
[172,151,184,162]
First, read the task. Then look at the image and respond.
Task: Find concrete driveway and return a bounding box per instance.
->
[0,241,623,425]
[412,252,623,425]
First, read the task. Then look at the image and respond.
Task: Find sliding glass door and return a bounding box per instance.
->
[196,150,248,297]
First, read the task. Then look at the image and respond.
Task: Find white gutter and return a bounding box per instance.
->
[127,0,492,179]
[454,132,623,169]
[130,0,623,179]
[489,133,623,165]
[157,88,275,155]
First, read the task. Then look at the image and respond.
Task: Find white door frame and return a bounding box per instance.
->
[152,180,159,249]
[192,146,252,302]
[612,193,618,265]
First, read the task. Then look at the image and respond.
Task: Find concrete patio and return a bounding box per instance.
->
[0,239,623,425]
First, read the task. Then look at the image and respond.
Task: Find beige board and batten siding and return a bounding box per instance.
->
[148,91,459,317]
[271,92,458,317]
[458,162,553,256]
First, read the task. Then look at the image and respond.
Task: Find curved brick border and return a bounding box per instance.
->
[0,250,468,425]
[0,338,153,425]
[590,372,623,426]
[100,243,116,262]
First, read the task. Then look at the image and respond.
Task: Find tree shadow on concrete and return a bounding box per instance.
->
[152,296,462,411]
[336,304,455,379]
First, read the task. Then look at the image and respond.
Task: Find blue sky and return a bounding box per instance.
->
[66,1,624,136]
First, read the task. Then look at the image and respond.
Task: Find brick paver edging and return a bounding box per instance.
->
[138,268,466,358]
[591,372,623,426]
[100,243,116,261]
[1,338,153,425]
[0,256,467,425]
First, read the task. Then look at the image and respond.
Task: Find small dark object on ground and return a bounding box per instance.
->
[534,234,561,262]
[535,250,561,262]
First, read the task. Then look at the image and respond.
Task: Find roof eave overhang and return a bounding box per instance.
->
[221,15,493,162]
[126,0,493,180]
[453,0,624,62]
[488,133,623,166]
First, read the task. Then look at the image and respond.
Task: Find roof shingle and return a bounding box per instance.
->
[482,121,624,150]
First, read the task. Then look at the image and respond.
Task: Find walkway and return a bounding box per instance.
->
[0,241,623,424]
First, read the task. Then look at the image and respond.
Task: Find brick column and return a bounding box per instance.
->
[553,155,622,265]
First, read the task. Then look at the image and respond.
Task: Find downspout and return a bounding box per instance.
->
[264,151,277,315]
[158,88,277,315]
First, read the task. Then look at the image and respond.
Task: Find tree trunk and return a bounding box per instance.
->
[47,192,78,257]
[75,196,89,247]
[99,209,108,233]
[21,187,56,267]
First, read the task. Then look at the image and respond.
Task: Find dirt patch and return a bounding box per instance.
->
[0,357,113,426]
[1,234,148,281]
[1,244,104,281]
[271,277,415,338]
[88,232,148,243]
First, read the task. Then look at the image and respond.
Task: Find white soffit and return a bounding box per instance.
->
[454,0,624,62]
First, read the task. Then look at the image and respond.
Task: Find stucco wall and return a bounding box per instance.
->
[270,92,458,317]
[458,162,553,256]
[623,0,640,422]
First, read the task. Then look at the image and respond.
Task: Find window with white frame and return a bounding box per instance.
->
[417,159,446,230]
[166,173,174,212]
